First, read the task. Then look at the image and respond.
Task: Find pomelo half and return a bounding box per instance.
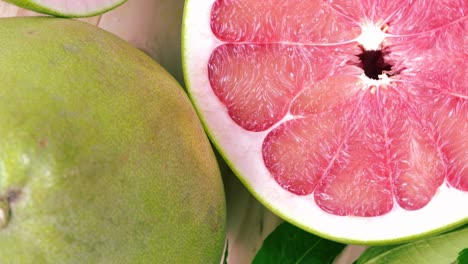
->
[3,0,126,17]
[182,0,467,244]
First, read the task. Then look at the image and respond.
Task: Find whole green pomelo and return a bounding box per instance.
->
[0,17,226,263]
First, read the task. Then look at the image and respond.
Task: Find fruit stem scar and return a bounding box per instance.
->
[0,197,11,229]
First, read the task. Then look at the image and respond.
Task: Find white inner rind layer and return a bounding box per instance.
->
[182,0,468,243]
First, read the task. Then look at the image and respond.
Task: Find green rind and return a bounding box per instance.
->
[4,0,127,18]
[180,0,468,246]
[0,17,225,263]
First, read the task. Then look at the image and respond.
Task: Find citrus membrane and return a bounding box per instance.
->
[183,0,468,244]
[4,0,126,17]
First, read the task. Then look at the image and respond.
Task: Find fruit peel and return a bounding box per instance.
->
[0,17,226,263]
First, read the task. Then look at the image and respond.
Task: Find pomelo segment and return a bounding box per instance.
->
[210,0,360,43]
[183,0,468,243]
[208,44,361,131]
[4,0,126,17]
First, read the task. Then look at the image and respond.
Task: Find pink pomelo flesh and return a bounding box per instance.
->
[208,0,467,217]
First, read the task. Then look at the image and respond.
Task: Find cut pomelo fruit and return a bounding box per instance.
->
[4,0,125,17]
[183,0,468,244]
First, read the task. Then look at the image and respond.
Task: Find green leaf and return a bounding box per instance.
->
[457,248,468,264]
[252,222,346,264]
[356,225,468,264]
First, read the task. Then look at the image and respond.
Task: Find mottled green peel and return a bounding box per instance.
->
[0,17,226,263]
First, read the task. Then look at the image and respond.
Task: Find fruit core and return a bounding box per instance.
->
[357,48,393,80]
[356,23,394,81]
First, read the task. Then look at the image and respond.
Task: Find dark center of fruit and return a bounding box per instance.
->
[358,48,393,80]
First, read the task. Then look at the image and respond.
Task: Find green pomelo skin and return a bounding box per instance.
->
[4,0,126,18]
[0,17,226,263]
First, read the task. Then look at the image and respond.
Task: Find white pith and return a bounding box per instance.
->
[183,0,468,243]
[356,21,387,51]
